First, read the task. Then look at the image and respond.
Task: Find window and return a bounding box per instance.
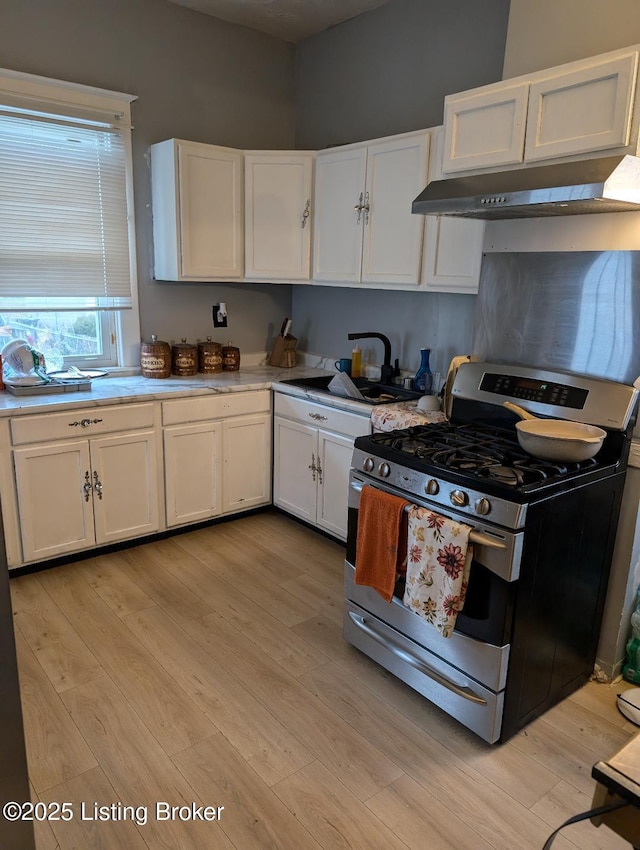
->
[0,69,139,370]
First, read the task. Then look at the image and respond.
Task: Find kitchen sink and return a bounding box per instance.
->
[279,375,422,405]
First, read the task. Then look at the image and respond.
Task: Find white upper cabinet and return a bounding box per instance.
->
[244,151,314,280]
[421,126,485,293]
[421,215,484,293]
[312,144,368,282]
[442,82,529,173]
[441,45,640,175]
[151,139,243,281]
[313,130,430,286]
[524,52,638,162]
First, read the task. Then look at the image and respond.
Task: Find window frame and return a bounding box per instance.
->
[0,67,141,371]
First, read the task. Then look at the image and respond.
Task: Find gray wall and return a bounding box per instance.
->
[294,0,511,149]
[0,0,295,353]
[504,0,640,78]
[292,0,510,374]
[294,287,476,380]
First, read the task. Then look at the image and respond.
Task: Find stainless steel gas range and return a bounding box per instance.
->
[344,361,639,743]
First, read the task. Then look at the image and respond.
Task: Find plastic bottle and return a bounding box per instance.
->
[413,348,433,394]
[351,344,362,379]
[624,586,640,683]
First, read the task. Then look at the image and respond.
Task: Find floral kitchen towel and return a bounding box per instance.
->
[403,506,473,637]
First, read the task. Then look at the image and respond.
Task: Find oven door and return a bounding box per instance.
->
[346,472,522,645]
[344,472,521,743]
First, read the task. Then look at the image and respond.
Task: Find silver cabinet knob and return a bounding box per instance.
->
[378,462,391,478]
[475,498,491,516]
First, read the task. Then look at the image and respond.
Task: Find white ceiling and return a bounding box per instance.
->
[165,0,393,42]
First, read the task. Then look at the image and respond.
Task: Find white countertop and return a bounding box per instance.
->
[271,378,381,416]
[0,365,330,418]
[0,363,448,424]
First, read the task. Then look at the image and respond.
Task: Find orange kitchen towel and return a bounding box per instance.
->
[403,506,473,638]
[355,486,410,602]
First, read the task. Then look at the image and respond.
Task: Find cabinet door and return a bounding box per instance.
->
[273,416,318,524]
[90,431,160,544]
[312,145,367,282]
[13,440,95,562]
[524,52,638,162]
[222,413,271,513]
[316,430,355,540]
[361,132,429,285]
[178,142,243,279]
[164,422,222,527]
[442,82,529,173]
[244,152,314,280]
[421,216,485,293]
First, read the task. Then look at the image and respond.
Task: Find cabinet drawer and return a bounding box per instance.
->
[11,403,155,445]
[162,390,271,425]
[274,392,371,439]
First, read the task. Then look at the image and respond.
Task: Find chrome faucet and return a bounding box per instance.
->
[347,332,399,385]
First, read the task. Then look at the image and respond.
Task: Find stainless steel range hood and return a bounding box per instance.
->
[412,154,640,219]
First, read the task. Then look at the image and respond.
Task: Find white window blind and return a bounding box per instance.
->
[0,110,133,310]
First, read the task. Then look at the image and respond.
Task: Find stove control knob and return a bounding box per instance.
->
[475,497,491,516]
[450,489,469,508]
[424,479,440,496]
[363,457,375,473]
[378,462,391,478]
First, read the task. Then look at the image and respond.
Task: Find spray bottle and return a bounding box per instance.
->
[623,585,640,684]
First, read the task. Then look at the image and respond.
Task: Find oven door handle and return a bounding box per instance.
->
[347,611,487,706]
[467,531,506,551]
[350,481,507,551]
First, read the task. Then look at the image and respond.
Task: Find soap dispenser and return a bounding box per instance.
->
[351,344,362,379]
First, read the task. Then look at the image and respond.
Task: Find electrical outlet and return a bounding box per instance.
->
[212,304,227,328]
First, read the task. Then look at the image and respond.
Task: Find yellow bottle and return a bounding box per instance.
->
[351,344,362,379]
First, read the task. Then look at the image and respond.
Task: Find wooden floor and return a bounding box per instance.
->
[9,509,638,850]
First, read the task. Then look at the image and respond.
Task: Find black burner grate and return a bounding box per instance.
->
[370,422,598,489]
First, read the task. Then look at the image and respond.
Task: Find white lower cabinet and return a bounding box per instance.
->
[163,391,271,528]
[13,430,159,563]
[273,393,370,540]
[2,391,272,568]
[164,422,223,526]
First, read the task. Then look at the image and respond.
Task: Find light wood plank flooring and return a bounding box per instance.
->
[9,510,639,850]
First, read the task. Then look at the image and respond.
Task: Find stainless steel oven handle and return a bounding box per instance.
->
[350,481,506,550]
[347,611,487,706]
[467,532,506,551]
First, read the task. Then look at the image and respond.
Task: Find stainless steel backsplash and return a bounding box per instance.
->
[472,252,640,385]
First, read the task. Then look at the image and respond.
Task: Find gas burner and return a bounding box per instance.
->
[439,449,505,471]
[365,419,615,496]
[485,465,524,486]
[513,458,566,478]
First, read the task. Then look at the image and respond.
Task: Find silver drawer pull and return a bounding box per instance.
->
[308,412,328,422]
[348,611,487,705]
